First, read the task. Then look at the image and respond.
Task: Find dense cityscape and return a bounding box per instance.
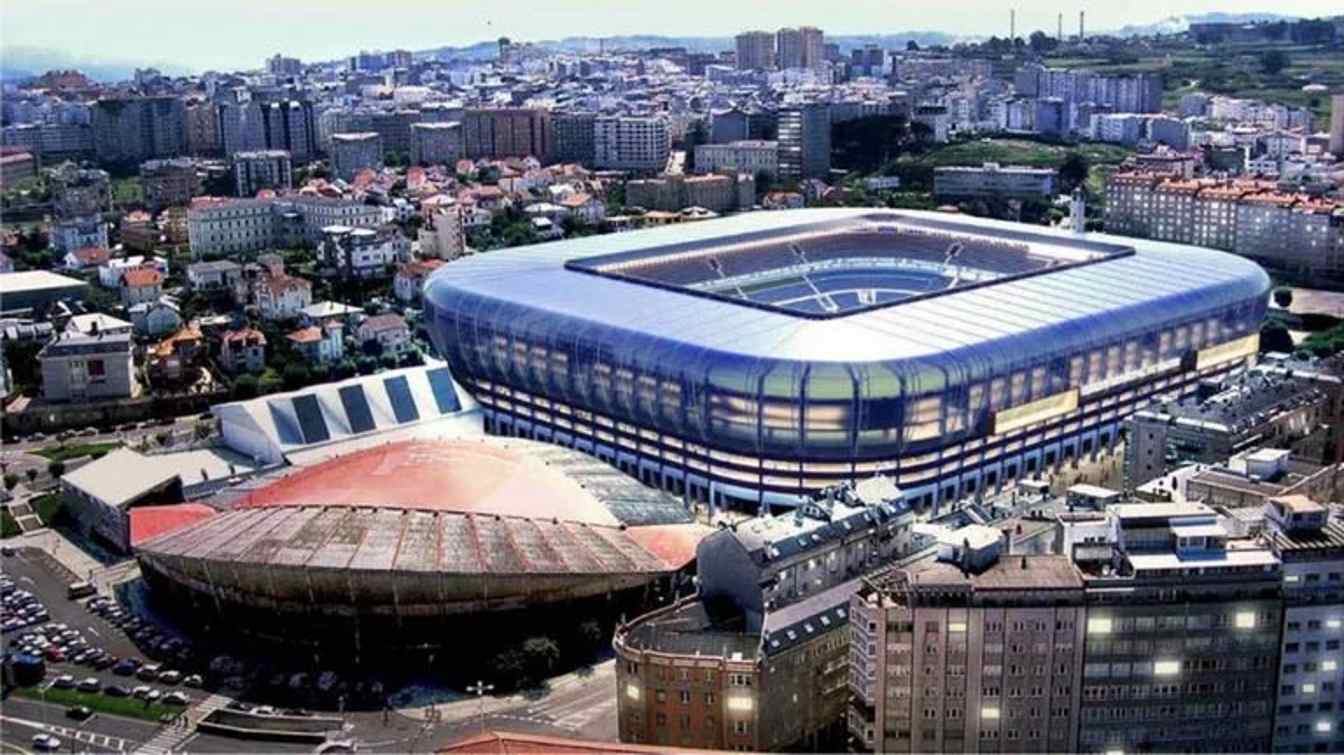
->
[2,3,1344,754]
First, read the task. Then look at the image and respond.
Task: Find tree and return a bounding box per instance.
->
[576,620,605,655]
[1259,50,1289,75]
[357,356,379,375]
[194,421,214,441]
[1058,152,1091,194]
[1273,288,1293,309]
[521,637,561,683]
[25,469,38,484]
[1260,323,1295,354]
[3,473,18,491]
[1028,30,1057,54]
[47,460,66,478]
[379,354,400,371]
[282,363,311,391]
[905,40,920,51]
[492,649,527,690]
[232,374,259,399]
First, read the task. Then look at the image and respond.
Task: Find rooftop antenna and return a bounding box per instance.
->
[1010,10,1016,42]
[1079,11,1085,41]
[1058,13,1063,42]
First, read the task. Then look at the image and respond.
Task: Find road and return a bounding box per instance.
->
[0,697,155,752]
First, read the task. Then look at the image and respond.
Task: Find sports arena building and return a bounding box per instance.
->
[424,209,1270,512]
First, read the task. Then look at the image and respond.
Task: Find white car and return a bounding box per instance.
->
[51,674,76,689]
[145,690,163,702]
[32,734,61,752]
[132,685,154,699]
[158,670,182,684]
[163,691,190,705]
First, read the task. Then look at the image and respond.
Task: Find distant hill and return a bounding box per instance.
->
[0,45,194,83]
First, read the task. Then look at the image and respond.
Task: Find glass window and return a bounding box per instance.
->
[384,375,420,423]
[339,385,376,433]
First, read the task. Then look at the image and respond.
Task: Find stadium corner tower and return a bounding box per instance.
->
[424,209,1269,512]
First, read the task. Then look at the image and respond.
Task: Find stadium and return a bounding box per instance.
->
[423,208,1271,511]
[134,436,708,652]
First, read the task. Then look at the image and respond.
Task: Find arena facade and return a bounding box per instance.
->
[133,438,708,652]
[423,209,1270,511]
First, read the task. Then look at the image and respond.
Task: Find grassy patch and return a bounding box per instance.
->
[916,139,1131,169]
[34,442,123,464]
[2,509,20,538]
[111,177,144,207]
[30,493,64,527]
[12,684,181,722]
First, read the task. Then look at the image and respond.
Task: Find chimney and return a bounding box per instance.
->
[1010,10,1016,42]
[1079,11,1085,41]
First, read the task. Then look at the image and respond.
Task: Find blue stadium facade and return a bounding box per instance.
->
[424,209,1270,511]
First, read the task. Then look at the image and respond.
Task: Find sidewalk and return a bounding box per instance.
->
[397,660,614,725]
[16,527,106,583]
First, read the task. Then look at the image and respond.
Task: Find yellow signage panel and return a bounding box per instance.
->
[992,388,1080,435]
[1195,333,1259,371]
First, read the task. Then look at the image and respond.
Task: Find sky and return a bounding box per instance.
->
[3,0,1342,73]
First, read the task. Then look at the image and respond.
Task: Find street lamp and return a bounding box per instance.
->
[466,680,494,737]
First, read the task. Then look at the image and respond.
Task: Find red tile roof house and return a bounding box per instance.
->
[219,328,267,373]
[119,266,164,306]
[356,313,411,356]
[393,259,445,303]
[63,245,112,271]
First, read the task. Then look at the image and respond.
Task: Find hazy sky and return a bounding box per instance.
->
[4,0,1342,72]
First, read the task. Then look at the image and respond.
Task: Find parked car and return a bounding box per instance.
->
[131,685,153,699]
[158,670,182,684]
[51,674,76,689]
[163,691,190,705]
[112,660,138,676]
[136,664,161,681]
[104,684,131,697]
[77,677,100,692]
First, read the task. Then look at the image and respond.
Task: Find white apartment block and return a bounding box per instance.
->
[933,163,1058,199]
[187,196,381,256]
[593,116,671,173]
[694,140,779,178]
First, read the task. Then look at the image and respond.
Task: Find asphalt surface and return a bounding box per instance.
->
[2,546,622,752]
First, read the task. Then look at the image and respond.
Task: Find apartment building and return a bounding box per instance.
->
[409,122,462,166]
[1125,367,1336,489]
[625,173,754,214]
[1263,495,1344,753]
[735,31,775,70]
[1104,171,1344,282]
[593,116,671,174]
[552,112,596,165]
[38,331,137,402]
[614,482,915,751]
[187,196,381,256]
[232,149,293,197]
[461,108,552,161]
[694,140,778,178]
[317,224,408,279]
[139,158,201,211]
[933,163,1059,199]
[777,104,831,180]
[776,27,824,70]
[330,131,383,180]
[849,534,1086,754]
[90,96,186,165]
[1076,503,1282,753]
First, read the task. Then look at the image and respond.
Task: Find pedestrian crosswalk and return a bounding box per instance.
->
[520,687,617,733]
[0,713,132,751]
[132,692,232,755]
